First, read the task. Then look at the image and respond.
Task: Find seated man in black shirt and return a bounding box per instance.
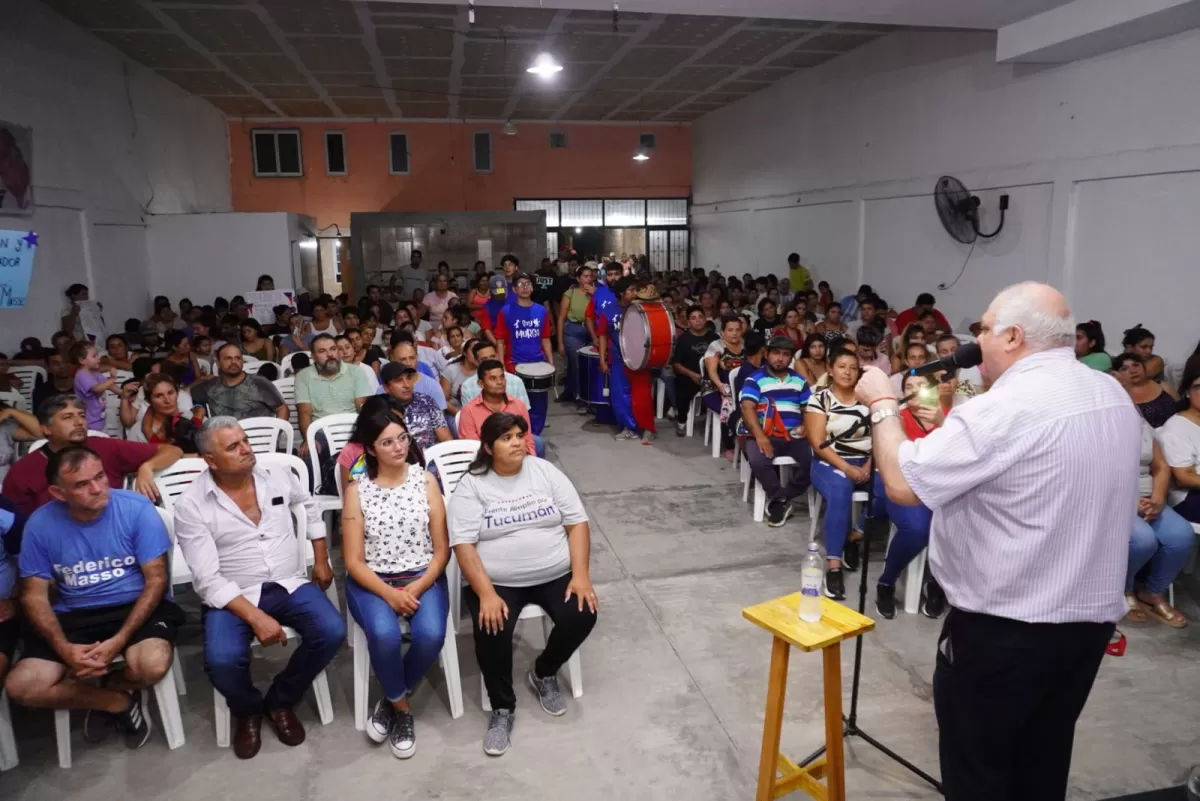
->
[670,305,719,436]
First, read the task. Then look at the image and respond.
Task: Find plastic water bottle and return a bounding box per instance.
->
[799,542,824,622]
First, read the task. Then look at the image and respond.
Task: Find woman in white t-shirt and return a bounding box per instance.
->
[341,409,449,758]
[1159,377,1200,525]
[448,412,597,757]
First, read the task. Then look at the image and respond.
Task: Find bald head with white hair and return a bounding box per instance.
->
[979,281,1075,381]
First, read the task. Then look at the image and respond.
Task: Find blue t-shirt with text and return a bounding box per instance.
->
[498,302,549,365]
[19,490,171,612]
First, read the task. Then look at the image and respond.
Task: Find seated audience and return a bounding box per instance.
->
[1075,320,1112,371]
[337,333,380,392]
[70,342,117,432]
[0,405,41,484]
[853,325,891,374]
[671,306,719,435]
[894,293,951,334]
[296,334,374,461]
[103,334,134,372]
[4,446,183,749]
[0,500,23,694]
[839,284,872,323]
[174,418,343,760]
[380,363,451,451]
[241,320,275,363]
[424,273,458,324]
[128,374,201,452]
[440,326,465,363]
[1126,417,1193,628]
[934,334,983,401]
[1123,325,1165,383]
[190,344,288,421]
[752,299,780,334]
[161,331,204,387]
[703,315,747,460]
[891,323,928,369]
[460,342,530,408]
[740,337,813,527]
[793,334,827,386]
[388,338,447,409]
[337,396,399,487]
[774,308,807,347]
[3,397,182,516]
[340,408,448,758]
[892,340,930,396]
[459,360,543,458]
[805,347,873,601]
[1114,354,1177,429]
[447,412,597,757]
[30,352,73,413]
[1159,371,1200,526]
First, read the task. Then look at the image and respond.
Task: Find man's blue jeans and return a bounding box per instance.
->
[203,582,346,717]
[562,321,589,400]
[345,573,449,702]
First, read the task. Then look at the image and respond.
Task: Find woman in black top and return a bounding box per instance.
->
[752,299,780,333]
[670,305,718,436]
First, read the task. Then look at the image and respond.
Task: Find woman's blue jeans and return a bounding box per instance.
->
[810,458,932,581]
[562,321,590,400]
[1128,505,1196,595]
[345,571,449,702]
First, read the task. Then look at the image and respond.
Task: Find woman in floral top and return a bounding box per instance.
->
[341,408,449,761]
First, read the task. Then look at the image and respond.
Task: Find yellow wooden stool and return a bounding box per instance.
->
[742,594,875,801]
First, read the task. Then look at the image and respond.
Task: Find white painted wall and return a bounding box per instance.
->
[692,26,1200,365]
[0,1,229,352]
[146,213,311,303]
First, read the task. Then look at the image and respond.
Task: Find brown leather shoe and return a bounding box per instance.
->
[233,715,263,760]
[266,707,306,747]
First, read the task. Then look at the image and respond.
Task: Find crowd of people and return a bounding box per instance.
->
[0,247,1194,772]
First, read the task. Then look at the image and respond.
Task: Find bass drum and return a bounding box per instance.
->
[619,301,674,372]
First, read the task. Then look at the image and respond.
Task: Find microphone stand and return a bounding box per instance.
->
[801,376,951,795]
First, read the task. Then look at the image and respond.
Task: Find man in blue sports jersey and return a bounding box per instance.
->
[495,273,553,434]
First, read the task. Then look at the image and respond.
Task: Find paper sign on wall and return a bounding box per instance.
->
[245,289,296,325]
[0,229,37,308]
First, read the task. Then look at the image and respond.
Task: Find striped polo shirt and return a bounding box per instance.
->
[738,367,811,436]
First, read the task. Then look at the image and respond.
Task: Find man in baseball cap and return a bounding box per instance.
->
[379,362,450,450]
[739,335,813,527]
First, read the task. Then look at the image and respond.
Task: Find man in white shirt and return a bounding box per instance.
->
[400,249,427,300]
[174,418,344,760]
[855,282,1139,801]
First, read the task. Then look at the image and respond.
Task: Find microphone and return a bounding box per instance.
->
[906,342,981,378]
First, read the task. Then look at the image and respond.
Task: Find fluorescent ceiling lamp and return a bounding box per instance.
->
[633,151,650,162]
[299,239,317,250]
[526,53,563,79]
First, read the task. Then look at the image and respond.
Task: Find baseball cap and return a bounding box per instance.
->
[380,362,417,384]
[488,275,508,297]
[767,335,798,354]
[139,320,160,337]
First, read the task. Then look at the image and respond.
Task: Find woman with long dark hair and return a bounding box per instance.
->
[448,412,597,757]
[793,333,827,386]
[1074,320,1111,371]
[341,408,448,757]
[1113,353,1178,429]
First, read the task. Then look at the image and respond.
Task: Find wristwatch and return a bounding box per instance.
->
[870,406,900,425]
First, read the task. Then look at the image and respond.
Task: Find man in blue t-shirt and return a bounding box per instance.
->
[495,273,553,434]
[739,336,814,527]
[5,445,183,750]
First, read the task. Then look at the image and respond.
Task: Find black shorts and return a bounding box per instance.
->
[0,618,17,663]
[19,600,185,664]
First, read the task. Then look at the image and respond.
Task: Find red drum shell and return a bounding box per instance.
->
[619,301,674,371]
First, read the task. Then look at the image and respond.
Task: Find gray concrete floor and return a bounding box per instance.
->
[3,401,1199,799]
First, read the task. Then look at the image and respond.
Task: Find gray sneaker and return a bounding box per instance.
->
[614,428,638,441]
[527,670,567,717]
[483,709,515,756]
[366,698,392,744]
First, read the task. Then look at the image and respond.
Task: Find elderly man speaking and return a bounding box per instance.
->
[853,282,1140,801]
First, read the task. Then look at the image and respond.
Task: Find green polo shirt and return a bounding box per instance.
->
[294,361,373,419]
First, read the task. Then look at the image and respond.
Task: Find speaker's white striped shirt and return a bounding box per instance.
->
[898,348,1140,624]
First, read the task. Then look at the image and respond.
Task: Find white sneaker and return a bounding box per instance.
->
[366,698,392,744]
[389,710,416,759]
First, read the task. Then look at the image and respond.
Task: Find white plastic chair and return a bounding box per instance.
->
[656,376,666,419]
[240,416,294,455]
[241,359,266,376]
[704,366,740,457]
[279,351,307,378]
[53,506,187,767]
[212,500,334,746]
[7,365,45,412]
[0,390,24,414]
[749,456,799,522]
[256,453,339,612]
[154,458,209,587]
[0,690,16,771]
[272,376,301,444]
[27,430,111,453]
[424,440,480,494]
[350,609,464,728]
[685,393,703,438]
[305,413,358,515]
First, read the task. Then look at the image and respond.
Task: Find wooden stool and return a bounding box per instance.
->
[742,594,875,801]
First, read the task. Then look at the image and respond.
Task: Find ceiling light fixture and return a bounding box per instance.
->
[633,151,650,162]
[526,53,563,79]
[502,119,518,136]
[575,227,582,234]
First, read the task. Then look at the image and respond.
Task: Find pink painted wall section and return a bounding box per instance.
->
[229,120,692,229]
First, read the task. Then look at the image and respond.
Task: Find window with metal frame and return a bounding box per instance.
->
[473,131,492,173]
[389,132,410,175]
[252,129,302,177]
[325,130,346,175]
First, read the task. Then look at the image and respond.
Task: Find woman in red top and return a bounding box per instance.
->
[141,373,201,452]
[774,308,808,348]
[899,373,945,440]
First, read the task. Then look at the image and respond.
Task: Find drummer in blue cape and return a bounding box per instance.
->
[594,276,660,443]
[494,272,555,435]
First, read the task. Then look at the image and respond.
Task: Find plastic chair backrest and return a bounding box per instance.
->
[280,351,306,378]
[424,440,481,497]
[8,365,46,412]
[305,413,357,489]
[0,390,23,413]
[240,416,294,455]
[242,361,265,375]
[272,376,301,444]
[258,451,312,499]
[153,458,209,511]
[27,430,110,453]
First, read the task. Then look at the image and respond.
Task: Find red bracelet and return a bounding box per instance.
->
[868,397,897,407]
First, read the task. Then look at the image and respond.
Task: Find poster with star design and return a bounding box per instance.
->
[0,229,38,308]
